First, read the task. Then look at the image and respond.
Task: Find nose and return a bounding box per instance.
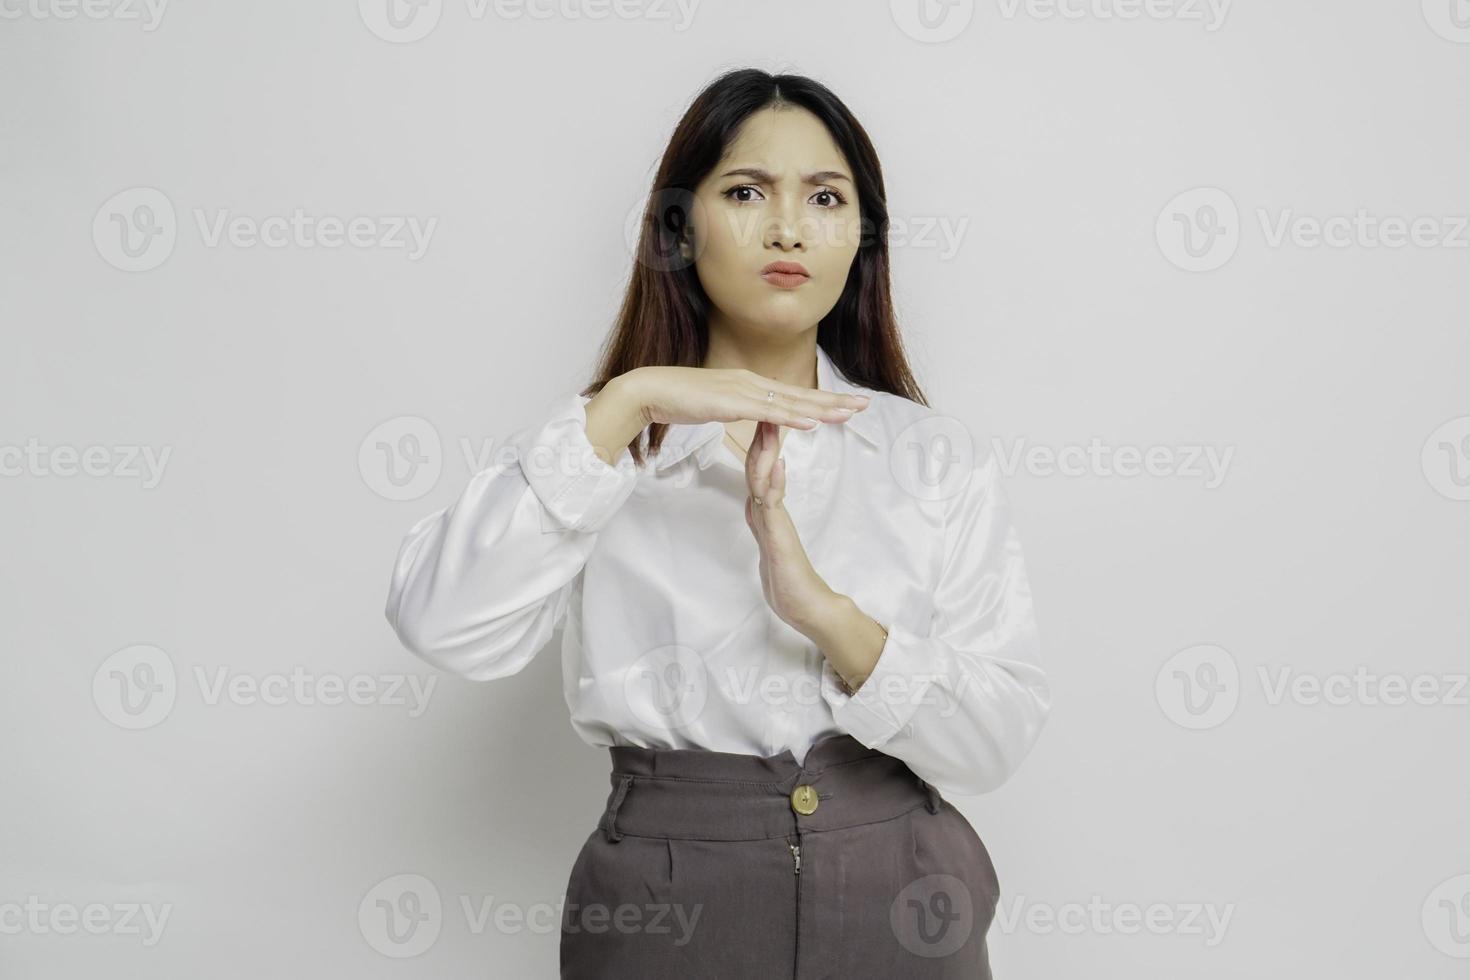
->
[766,192,805,251]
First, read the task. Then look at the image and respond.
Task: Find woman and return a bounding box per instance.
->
[384,68,1051,978]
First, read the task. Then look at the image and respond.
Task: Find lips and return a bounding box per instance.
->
[761,261,810,277]
[761,261,810,288]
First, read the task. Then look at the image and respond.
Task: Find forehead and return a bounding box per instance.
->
[714,106,849,175]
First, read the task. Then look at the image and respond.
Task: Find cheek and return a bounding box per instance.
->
[689,213,738,279]
[821,211,864,258]
[691,209,757,296]
[809,215,862,291]
[698,207,758,257]
[692,235,743,296]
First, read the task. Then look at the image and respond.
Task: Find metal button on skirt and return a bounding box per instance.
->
[559,733,1002,979]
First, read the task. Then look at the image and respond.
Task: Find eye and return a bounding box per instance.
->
[723,185,765,204]
[721,185,850,208]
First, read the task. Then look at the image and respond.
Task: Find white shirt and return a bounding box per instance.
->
[384,345,1051,797]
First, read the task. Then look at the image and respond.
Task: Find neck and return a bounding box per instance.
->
[701,327,819,390]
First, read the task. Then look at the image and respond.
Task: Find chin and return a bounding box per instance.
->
[748,306,819,333]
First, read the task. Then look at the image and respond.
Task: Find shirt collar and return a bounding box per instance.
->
[652,344,880,473]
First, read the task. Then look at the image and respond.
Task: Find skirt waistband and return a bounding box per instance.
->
[597,734,944,843]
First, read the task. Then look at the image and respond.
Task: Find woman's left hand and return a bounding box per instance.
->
[743,420,839,632]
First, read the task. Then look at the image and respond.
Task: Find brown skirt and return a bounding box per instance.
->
[560,733,1001,979]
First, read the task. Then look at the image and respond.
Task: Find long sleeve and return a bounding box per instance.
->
[383,391,640,681]
[819,453,1051,797]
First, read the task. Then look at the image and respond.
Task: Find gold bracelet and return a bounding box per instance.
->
[872,617,888,644]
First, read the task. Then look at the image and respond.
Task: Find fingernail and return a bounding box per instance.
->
[835,407,855,416]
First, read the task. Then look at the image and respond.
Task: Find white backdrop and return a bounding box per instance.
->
[3,1,1468,976]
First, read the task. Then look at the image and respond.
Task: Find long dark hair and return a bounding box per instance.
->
[585,67,927,467]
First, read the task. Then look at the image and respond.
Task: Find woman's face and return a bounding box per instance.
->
[687,106,862,337]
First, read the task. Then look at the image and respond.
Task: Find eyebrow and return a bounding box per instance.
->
[718,167,852,187]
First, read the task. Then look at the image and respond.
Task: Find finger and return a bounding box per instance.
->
[762,423,783,502]
[745,372,872,415]
[740,383,869,429]
[744,421,768,509]
[783,389,872,420]
[743,392,820,430]
[742,420,756,477]
[746,421,781,510]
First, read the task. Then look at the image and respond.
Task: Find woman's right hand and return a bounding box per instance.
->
[624,366,872,430]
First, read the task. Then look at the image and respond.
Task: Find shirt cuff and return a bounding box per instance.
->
[819,620,940,749]
[511,392,639,533]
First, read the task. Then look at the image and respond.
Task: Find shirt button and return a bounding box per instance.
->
[790,784,819,815]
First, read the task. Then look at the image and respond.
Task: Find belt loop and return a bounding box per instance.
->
[603,774,634,843]
[917,777,941,814]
